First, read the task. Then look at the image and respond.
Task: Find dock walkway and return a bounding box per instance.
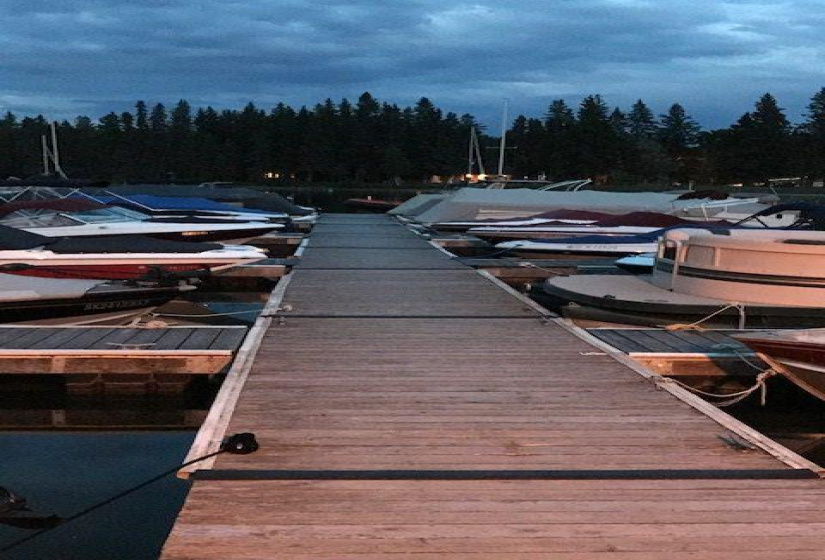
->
[162,214,825,559]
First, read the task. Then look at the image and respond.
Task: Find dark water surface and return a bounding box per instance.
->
[0,431,193,559]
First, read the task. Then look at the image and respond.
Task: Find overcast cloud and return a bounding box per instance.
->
[0,0,823,129]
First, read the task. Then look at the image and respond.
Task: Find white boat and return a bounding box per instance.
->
[0,200,281,243]
[89,193,290,223]
[538,228,825,328]
[496,232,660,259]
[0,226,267,280]
[399,187,782,226]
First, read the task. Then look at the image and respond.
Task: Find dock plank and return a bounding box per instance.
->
[178,328,223,350]
[148,328,198,350]
[53,328,117,349]
[207,328,249,350]
[26,328,90,349]
[281,270,538,317]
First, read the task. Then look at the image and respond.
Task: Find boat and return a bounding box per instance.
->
[734,330,825,401]
[467,211,729,241]
[495,229,666,259]
[396,187,782,229]
[0,273,195,325]
[614,253,655,274]
[0,225,267,280]
[101,183,319,223]
[537,228,825,328]
[0,199,282,243]
[87,193,291,223]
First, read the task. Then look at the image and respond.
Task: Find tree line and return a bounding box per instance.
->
[0,90,823,186]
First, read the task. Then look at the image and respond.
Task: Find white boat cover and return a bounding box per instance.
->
[0,273,103,302]
[408,188,770,224]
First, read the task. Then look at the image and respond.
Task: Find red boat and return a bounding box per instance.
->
[734,330,825,401]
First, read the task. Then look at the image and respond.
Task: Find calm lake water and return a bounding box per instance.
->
[0,431,193,559]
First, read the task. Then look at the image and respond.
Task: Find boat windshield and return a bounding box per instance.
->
[106,207,151,221]
[0,210,84,228]
[63,208,147,224]
[0,206,149,228]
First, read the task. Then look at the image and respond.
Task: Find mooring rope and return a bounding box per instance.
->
[658,369,777,407]
[517,262,567,276]
[151,309,262,318]
[665,302,748,330]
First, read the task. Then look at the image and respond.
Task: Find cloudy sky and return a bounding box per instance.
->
[0,0,822,130]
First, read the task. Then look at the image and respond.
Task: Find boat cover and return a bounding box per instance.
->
[46,235,224,254]
[594,212,731,227]
[388,194,448,216]
[0,225,54,250]
[93,195,282,216]
[99,185,314,216]
[411,188,768,224]
[0,273,102,301]
[0,224,224,254]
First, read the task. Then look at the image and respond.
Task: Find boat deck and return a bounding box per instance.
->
[161,214,825,559]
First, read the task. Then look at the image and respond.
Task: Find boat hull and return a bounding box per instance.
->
[537,275,825,329]
[0,260,250,281]
[733,336,825,401]
[0,287,183,325]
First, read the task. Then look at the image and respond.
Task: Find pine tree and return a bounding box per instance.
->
[658,104,700,152]
[135,101,148,130]
[800,88,825,181]
[628,99,658,139]
[573,95,621,177]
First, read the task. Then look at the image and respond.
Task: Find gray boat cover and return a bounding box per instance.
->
[388,194,449,217]
[410,188,769,224]
[93,185,314,216]
[0,273,103,302]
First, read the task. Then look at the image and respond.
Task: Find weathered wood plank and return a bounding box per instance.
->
[207,328,249,350]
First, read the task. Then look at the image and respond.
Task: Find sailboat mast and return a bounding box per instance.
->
[50,121,68,179]
[41,135,51,176]
[467,127,475,178]
[497,99,508,178]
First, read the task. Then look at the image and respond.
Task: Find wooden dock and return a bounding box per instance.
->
[0,326,248,394]
[162,214,825,559]
[586,328,766,376]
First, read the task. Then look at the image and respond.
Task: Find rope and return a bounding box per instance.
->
[473,246,517,259]
[658,369,777,407]
[664,302,748,330]
[151,309,261,318]
[517,262,567,276]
